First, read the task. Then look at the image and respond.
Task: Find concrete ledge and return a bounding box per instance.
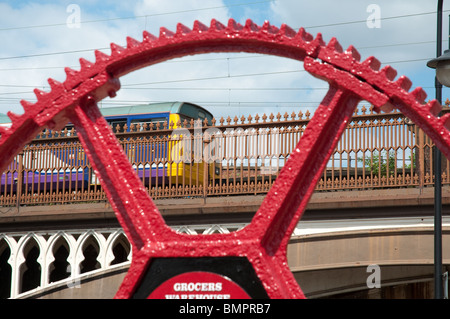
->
[1,186,449,227]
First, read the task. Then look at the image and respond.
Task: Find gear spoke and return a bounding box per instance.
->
[70,99,172,250]
[248,85,360,256]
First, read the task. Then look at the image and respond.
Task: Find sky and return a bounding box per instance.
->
[0,0,449,120]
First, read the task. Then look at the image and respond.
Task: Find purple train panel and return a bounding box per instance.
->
[1,170,90,193]
[1,166,170,194]
[136,167,169,186]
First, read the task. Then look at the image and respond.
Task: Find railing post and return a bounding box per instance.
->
[16,152,24,210]
[418,128,425,189]
[203,132,210,203]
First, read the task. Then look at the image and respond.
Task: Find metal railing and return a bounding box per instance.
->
[1,102,450,207]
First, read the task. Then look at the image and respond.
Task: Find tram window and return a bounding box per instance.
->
[109,119,127,133]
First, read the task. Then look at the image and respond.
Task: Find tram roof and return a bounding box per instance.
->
[99,101,213,119]
[0,102,214,125]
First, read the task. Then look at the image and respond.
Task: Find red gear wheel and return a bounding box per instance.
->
[0,19,448,299]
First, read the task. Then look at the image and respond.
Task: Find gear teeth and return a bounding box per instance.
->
[94,50,110,63]
[7,111,21,124]
[126,36,140,48]
[64,67,80,89]
[244,19,260,32]
[193,20,208,32]
[210,19,226,31]
[426,100,442,116]
[279,24,297,38]
[313,33,326,47]
[79,58,94,71]
[176,23,192,35]
[142,30,157,42]
[440,112,450,130]
[345,45,361,62]
[380,65,397,81]
[47,78,63,91]
[64,67,79,78]
[34,88,48,102]
[410,87,427,104]
[362,56,381,71]
[327,37,343,53]
[262,20,279,34]
[20,99,35,112]
[300,32,324,56]
[110,43,125,56]
[296,27,312,41]
[159,27,175,39]
[227,18,243,30]
[395,76,412,91]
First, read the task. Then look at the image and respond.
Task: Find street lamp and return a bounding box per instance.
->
[427,49,450,87]
[426,0,445,300]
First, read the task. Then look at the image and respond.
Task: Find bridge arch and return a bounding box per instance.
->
[0,238,12,298]
[105,230,131,266]
[47,235,72,284]
[17,235,45,294]
[75,231,105,274]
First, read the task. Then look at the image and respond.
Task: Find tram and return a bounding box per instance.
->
[0,102,217,195]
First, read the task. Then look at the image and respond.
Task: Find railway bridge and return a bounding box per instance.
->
[1,105,450,299]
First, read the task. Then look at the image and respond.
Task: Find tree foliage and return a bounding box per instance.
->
[358,150,415,177]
